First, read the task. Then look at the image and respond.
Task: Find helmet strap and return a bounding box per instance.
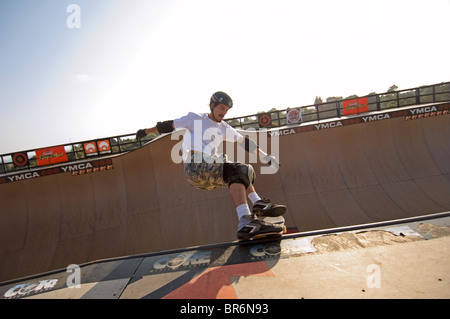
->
[209,103,221,122]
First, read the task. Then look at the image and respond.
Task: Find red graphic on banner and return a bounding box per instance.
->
[97,139,111,154]
[13,152,29,167]
[343,97,369,115]
[83,142,98,156]
[35,146,68,166]
[258,113,272,127]
[84,140,111,156]
[287,107,302,124]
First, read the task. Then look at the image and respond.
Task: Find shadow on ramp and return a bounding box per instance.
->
[130,238,292,299]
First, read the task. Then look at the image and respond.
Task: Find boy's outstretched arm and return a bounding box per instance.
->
[237,136,280,168]
[136,120,174,140]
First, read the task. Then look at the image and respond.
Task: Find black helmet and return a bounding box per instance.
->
[210,91,233,111]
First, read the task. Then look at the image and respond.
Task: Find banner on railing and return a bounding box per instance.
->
[287,107,302,124]
[84,142,98,156]
[35,146,68,166]
[97,139,111,154]
[0,158,114,184]
[84,139,112,156]
[258,113,272,128]
[12,152,29,167]
[342,97,369,115]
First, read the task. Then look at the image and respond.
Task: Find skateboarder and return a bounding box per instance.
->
[136,91,286,240]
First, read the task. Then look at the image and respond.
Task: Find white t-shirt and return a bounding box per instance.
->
[173,112,243,161]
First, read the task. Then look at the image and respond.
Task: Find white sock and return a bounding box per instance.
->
[236,204,252,230]
[236,204,251,220]
[248,192,262,204]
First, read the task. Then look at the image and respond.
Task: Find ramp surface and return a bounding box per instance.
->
[0,104,449,282]
[1,213,449,299]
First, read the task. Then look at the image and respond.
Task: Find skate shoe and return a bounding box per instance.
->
[237,215,284,240]
[252,199,286,218]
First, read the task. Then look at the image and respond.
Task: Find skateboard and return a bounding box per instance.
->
[238,216,287,242]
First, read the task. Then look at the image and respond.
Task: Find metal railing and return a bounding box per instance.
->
[226,81,450,130]
[0,134,154,176]
[1,81,449,176]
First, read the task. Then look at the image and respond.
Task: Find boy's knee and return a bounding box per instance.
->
[223,163,256,189]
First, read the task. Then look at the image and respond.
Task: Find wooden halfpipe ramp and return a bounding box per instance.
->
[1,104,449,282]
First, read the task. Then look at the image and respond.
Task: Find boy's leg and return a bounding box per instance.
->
[184,159,285,239]
[229,183,286,217]
[229,183,248,208]
[228,183,253,230]
[229,183,285,240]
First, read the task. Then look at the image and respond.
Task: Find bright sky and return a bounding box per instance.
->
[1,0,449,154]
